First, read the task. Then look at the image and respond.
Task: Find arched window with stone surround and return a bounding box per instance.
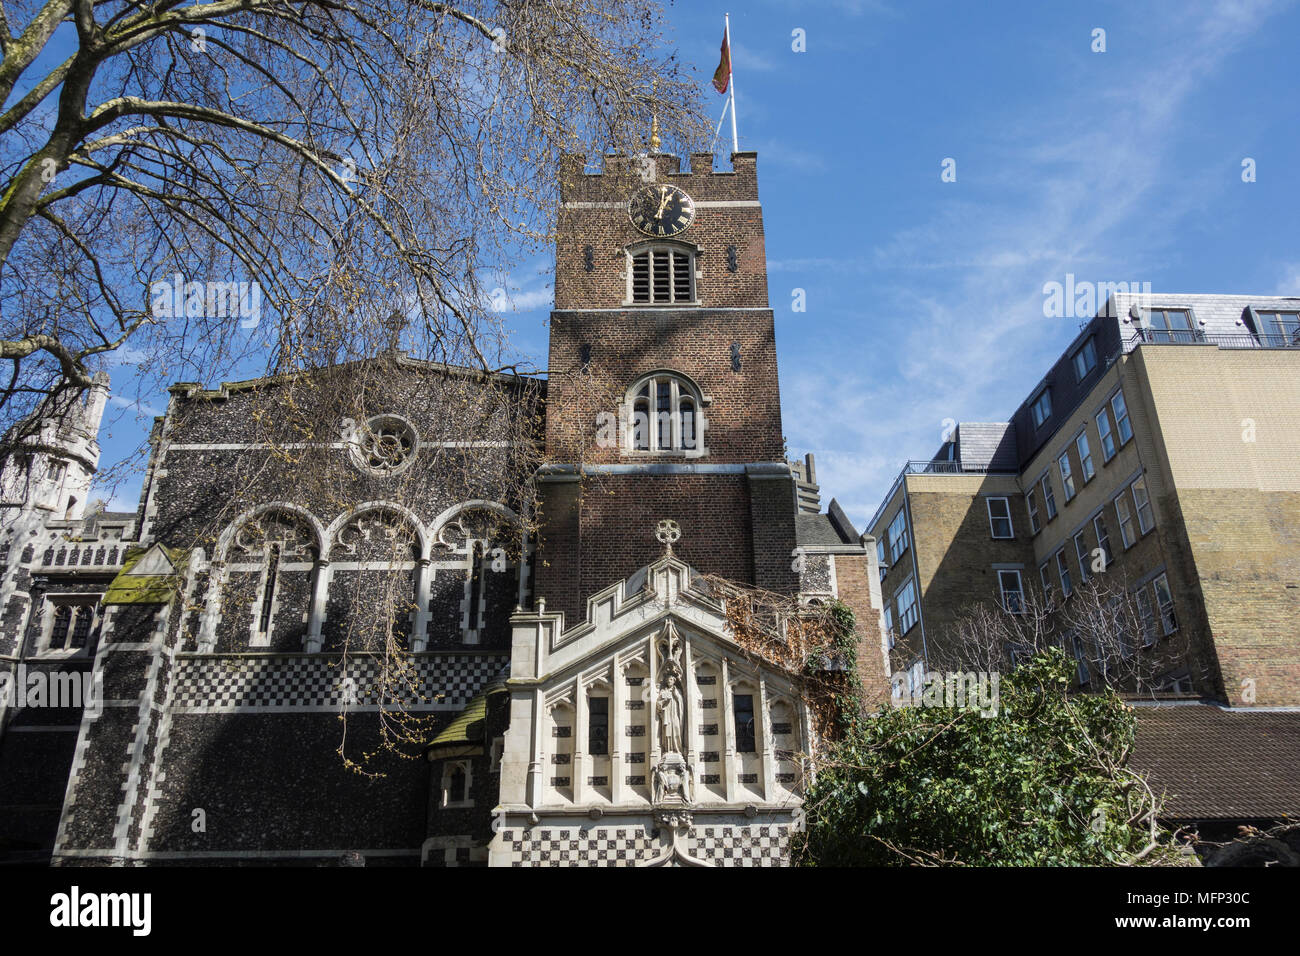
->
[210,506,323,652]
[323,504,423,653]
[626,372,706,455]
[430,502,520,648]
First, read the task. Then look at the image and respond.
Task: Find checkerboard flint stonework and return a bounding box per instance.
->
[499,824,791,867]
[170,654,506,711]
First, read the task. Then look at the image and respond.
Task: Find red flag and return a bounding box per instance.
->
[712,30,731,94]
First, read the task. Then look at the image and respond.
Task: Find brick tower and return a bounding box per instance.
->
[533,151,801,619]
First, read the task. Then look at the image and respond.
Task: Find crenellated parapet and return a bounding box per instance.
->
[559,151,759,205]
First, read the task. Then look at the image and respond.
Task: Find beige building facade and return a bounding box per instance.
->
[868,293,1300,707]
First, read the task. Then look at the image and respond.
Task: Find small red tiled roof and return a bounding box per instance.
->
[1131,704,1300,822]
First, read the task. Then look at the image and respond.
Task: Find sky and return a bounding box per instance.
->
[89,0,1300,531]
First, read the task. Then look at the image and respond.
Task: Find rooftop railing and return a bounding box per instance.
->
[1126,328,1300,349]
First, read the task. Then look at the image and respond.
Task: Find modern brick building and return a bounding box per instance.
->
[0,150,886,867]
[868,293,1300,709]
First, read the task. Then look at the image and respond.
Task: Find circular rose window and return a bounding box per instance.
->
[349,415,418,477]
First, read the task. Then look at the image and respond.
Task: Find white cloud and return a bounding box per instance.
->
[493,286,554,312]
[730,43,776,74]
[108,395,163,417]
[748,139,826,173]
[485,259,554,314]
[1278,265,1300,296]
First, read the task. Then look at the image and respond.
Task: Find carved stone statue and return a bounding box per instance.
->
[656,673,684,756]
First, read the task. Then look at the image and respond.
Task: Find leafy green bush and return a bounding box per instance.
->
[797,648,1174,866]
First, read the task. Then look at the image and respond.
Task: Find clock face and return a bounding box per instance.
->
[628,184,695,237]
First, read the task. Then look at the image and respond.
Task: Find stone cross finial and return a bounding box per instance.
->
[654,519,681,552]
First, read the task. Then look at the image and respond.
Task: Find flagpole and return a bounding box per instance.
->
[711,97,731,154]
[725,13,738,154]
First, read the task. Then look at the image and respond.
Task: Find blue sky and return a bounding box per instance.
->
[93,0,1300,530]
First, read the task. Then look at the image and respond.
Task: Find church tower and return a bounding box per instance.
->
[0,372,109,522]
[534,151,801,619]
[490,151,890,866]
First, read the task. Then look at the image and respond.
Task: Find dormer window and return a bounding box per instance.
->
[1030,389,1052,429]
[628,244,694,304]
[626,372,706,455]
[1142,308,1195,343]
[1254,310,1300,347]
[1071,337,1097,381]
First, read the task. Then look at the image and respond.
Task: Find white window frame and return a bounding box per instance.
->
[887,509,909,565]
[998,569,1024,614]
[1075,431,1095,483]
[895,577,919,634]
[1096,408,1116,462]
[1026,487,1041,534]
[1055,549,1073,599]
[1039,473,1057,520]
[1057,451,1076,502]
[1092,513,1113,569]
[883,603,895,649]
[986,496,1014,539]
[1114,493,1135,549]
[907,660,925,700]
[1039,562,1054,602]
[624,372,708,456]
[1152,573,1177,635]
[1073,530,1091,582]
[1110,391,1133,445]
[1131,476,1154,535]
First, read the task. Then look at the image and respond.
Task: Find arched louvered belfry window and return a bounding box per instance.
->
[628,243,695,304]
[627,372,705,454]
